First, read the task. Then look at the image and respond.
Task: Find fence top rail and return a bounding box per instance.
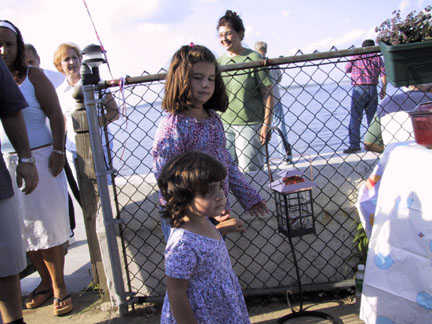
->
[101,46,380,89]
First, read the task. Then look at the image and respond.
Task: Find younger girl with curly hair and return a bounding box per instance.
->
[158,151,251,324]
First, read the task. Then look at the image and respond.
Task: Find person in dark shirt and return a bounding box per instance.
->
[0,54,38,324]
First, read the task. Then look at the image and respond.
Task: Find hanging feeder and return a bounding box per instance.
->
[270,169,317,238]
[265,126,338,324]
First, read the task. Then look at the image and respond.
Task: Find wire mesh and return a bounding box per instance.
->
[93,46,430,303]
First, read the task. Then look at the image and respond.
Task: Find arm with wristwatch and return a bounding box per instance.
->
[1,111,38,195]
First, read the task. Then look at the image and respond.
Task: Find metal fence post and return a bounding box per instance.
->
[78,44,127,315]
[81,83,126,314]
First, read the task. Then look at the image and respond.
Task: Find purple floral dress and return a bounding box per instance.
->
[152,110,262,210]
[160,224,251,324]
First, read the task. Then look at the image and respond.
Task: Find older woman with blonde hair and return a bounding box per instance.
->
[53,42,119,182]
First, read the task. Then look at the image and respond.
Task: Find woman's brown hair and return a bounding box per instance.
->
[216,10,245,40]
[162,44,228,114]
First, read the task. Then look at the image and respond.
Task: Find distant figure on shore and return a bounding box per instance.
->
[254,41,292,164]
[217,10,273,172]
[364,83,432,153]
[344,39,387,154]
[24,44,64,88]
[152,43,267,241]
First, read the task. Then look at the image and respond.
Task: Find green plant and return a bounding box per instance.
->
[81,280,102,294]
[353,222,369,263]
[376,6,432,45]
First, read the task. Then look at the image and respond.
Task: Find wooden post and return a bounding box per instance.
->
[72,101,109,300]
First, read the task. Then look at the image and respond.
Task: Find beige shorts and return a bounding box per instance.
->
[0,194,26,277]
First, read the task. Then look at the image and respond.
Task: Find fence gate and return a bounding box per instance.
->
[94,46,391,304]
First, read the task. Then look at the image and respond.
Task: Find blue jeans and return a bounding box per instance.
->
[272,102,291,159]
[224,123,264,173]
[348,85,378,148]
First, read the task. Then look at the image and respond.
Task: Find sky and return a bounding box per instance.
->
[1,0,428,80]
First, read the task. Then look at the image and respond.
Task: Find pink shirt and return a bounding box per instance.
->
[345,53,386,85]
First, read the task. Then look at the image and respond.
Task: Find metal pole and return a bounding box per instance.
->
[81,83,127,315]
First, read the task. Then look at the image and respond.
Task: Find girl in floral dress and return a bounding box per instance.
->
[158,151,251,324]
[152,44,267,240]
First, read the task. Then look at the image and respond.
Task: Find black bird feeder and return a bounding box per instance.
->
[265,126,338,324]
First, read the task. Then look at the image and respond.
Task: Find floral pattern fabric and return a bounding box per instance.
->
[160,225,251,324]
[152,110,262,211]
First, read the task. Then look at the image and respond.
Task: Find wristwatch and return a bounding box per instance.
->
[18,157,36,165]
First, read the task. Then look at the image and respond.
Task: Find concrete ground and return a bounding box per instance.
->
[18,192,365,324]
[21,291,365,323]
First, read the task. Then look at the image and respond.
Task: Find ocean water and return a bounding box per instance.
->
[109,81,400,177]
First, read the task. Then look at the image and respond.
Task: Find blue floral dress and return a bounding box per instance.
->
[160,224,251,324]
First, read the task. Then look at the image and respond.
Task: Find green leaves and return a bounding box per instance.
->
[376,6,432,45]
[353,222,369,262]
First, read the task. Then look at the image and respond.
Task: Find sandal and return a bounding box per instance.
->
[25,287,53,309]
[53,294,73,316]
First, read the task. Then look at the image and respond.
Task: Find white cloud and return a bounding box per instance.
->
[245,25,254,37]
[136,23,169,33]
[398,0,410,13]
[281,10,291,18]
[302,28,369,53]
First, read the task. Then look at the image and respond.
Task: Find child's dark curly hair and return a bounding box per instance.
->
[157,151,227,228]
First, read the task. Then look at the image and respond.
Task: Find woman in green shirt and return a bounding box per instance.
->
[216,10,273,172]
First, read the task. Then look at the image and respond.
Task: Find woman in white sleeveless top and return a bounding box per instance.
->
[0,20,72,316]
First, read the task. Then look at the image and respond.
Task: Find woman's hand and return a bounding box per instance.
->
[16,163,39,195]
[48,151,65,177]
[248,200,269,218]
[260,124,270,144]
[216,217,246,236]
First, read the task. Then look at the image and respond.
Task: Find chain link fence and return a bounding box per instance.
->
[94,45,422,304]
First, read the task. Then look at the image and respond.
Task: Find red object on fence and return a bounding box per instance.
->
[409,101,432,149]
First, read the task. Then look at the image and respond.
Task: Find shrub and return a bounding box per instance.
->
[376,6,432,45]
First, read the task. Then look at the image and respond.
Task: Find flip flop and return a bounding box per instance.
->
[25,287,53,309]
[53,294,73,316]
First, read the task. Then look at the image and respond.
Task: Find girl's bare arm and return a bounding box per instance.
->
[166,276,199,324]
